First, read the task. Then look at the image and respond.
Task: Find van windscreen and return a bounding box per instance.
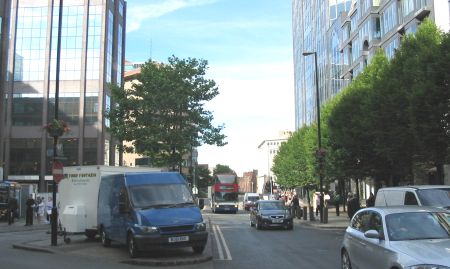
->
[416,188,450,208]
[129,184,194,208]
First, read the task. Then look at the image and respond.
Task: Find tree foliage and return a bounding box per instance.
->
[213,164,235,175]
[273,19,450,188]
[107,56,226,169]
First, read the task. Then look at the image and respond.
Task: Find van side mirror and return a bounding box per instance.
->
[198,198,205,210]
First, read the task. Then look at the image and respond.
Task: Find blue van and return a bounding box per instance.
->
[97,172,208,258]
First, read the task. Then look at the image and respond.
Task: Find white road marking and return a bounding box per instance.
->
[212,224,232,260]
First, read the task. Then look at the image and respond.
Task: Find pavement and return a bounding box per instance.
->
[1,206,349,266]
[1,217,213,267]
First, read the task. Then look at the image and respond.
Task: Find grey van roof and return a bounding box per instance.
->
[378,185,450,191]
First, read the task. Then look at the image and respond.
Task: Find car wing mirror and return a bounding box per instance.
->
[364,229,381,239]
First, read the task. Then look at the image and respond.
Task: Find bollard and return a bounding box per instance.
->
[324,206,328,224]
[302,206,307,220]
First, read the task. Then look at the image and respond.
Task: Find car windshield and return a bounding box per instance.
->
[129,183,194,208]
[259,202,285,210]
[386,212,450,241]
[247,196,259,202]
[416,188,450,208]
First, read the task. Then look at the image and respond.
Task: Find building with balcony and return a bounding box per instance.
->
[340,0,449,80]
[0,0,126,191]
[293,0,450,128]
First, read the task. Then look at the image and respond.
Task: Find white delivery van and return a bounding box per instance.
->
[58,165,164,239]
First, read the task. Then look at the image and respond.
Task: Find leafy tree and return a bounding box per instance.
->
[213,164,235,175]
[395,20,450,183]
[107,56,226,169]
[195,166,213,189]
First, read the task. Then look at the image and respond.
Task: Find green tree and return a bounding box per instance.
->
[107,56,226,169]
[395,20,450,183]
[213,164,235,175]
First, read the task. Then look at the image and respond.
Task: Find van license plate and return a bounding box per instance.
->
[168,236,189,243]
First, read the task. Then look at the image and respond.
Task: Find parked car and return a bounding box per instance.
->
[341,206,450,269]
[250,200,293,230]
[243,193,260,211]
[375,185,450,210]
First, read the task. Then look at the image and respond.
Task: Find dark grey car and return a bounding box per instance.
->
[250,200,293,230]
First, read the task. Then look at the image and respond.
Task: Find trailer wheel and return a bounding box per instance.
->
[101,228,111,247]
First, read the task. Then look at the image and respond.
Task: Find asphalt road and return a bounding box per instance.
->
[206,209,345,269]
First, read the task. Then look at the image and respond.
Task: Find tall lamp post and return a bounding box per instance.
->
[302,51,325,223]
[50,0,64,246]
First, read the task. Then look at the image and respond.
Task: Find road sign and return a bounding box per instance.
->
[52,160,64,183]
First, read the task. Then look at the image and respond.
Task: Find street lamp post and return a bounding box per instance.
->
[302,51,325,223]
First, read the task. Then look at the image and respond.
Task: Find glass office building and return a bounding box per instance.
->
[292,0,352,128]
[0,0,126,190]
[293,0,450,129]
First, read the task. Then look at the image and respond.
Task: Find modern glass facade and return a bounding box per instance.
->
[292,0,352,128]
[0,0,126,189]
[293,0,450,128]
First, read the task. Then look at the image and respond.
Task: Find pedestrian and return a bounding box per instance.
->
[315,192,321,216]
[291,194,301,219]
[46,197,53,224]
[347,192,360,219]
[366,192,375,207]
[334,192,341,216]
[7,197,18,225]
[25,194,35,226]
[37,198,45,224]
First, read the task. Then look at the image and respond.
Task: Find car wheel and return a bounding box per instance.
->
[101,229,111,247]
[127,234,139,258]
[256,219,262,230]
[192,244,206,254]
[341,250,352,269]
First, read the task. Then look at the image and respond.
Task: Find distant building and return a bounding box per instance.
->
[238,170,258,193]
[0,0,126,191]
[257,130,292,192]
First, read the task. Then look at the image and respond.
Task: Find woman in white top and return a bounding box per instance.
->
[37,198,45,224]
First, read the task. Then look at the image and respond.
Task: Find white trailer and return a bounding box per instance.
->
[58,165,163,241]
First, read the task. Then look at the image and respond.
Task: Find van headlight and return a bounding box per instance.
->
[195,222,206,231]
[234,203,239,208]
[134,224,159,233]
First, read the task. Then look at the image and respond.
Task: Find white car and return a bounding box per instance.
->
[341,206,450,269]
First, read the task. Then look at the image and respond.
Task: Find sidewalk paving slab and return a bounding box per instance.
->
[4,218,213,267]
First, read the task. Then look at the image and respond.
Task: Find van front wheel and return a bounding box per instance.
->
[127,234,139,258]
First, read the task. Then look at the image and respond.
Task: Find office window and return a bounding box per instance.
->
[50,5,84,81]
[12,94,44,126]
[14,7,48,81]
[87,4,102,80]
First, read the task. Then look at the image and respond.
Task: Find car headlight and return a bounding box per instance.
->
[214,203,219,208]
[406,265,450,269]
[133,224,159,233]
[234,203,239,208]
[195,222,206,231]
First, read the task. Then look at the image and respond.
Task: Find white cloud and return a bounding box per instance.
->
[127,0,217,33]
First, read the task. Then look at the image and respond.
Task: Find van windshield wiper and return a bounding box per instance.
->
[140,204,176,209]
[174,202,195,207]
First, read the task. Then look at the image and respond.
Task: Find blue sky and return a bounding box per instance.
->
[125,0,294,176]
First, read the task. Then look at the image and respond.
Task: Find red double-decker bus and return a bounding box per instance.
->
[209,174,239,213]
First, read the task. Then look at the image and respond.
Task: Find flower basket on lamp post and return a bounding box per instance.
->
[44,119,69,137]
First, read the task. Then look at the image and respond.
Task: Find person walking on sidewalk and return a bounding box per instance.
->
[366,192,375,207]
[334,193,341,216]
[7,197,18,225]
[347,193,360,219]
[291,195,301,219]
[25,195,35,226]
